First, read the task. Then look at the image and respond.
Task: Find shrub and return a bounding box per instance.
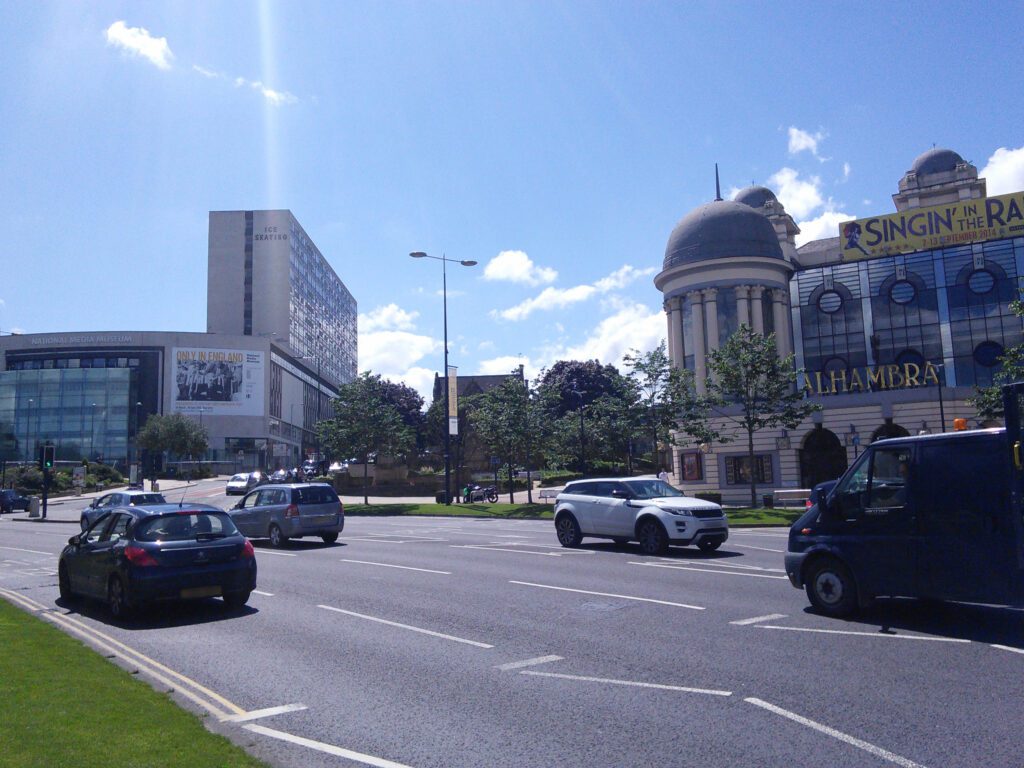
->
[540,471,582,487]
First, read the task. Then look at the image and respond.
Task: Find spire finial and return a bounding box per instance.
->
[714,163,722,201]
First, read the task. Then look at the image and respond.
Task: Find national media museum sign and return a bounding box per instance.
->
[839,191,1024,261]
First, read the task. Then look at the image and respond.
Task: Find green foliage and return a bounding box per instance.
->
[137,413,209,460]
[539,471,582,487]
[705,325,821,507]
[319,373,416,504]
[535,359,629,418]
[469,374,542,502]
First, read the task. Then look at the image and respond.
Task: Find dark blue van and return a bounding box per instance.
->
[786,385,1024,617]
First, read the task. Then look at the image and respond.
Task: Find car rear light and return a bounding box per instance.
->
[801,528,814,535]
[285,504,300,518]
[240,540,255,559]
[338,501,344,515]
[805,500,813,509]
[124,545,159,567]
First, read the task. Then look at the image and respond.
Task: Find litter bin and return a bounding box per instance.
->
[435,491,450,504]
[151,480,160,492]
[28,497,41,518]
[763,494,774,508]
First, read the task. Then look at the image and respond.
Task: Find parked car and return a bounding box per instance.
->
[554,477,728,555]
[80,490,167,530]
[0,489,31,514]
[226,473,258,495]
[58,503,257,617]
[228,483,344,547]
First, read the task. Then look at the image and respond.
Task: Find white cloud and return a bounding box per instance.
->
[193,65,220,79]
[494,285,597,321]
[538,303,665,371]
[795,209,855,248]
[477,340,496,352]
[358,330,438,376]
[105,21,174,70]
[493,264,654,322]
[477,355,534,378]
[388,366,438,406]
[359,303,419,333]
[483,250,557,286]
[768,167,823,219]
[842,162,851,181]
[234,77,297,106]
[788,127,826,158]
[982,146,1024,195]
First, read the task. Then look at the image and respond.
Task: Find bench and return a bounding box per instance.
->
[538,489,560,502]
[772,488,811,508]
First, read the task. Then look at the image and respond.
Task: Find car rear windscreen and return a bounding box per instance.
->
[294,486,339,504]
[129,494,166,505]
[135,512,239,542]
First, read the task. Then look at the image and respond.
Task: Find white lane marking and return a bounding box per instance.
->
[254,549,297,557]
[0,545,54,556]
[495,655,563,671]
[244,723,413,768]
[340,559,451,575]
[343,537,447,544]
[317,605,494,649]
[744,697,926,767]
[731,530,788,537]
[522,671,731,697]
[760,626,970,643]
[222,703,308,722]
[992,644,1024,655]
[647,557,785,573]
[453,544,592,557]
[730,613,787,626]
[253,590,275,597]
[509,580,704,610]
[630,562,788,580]
[729,542,785,553]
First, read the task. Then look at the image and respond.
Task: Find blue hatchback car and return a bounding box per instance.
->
[59,503,257,618]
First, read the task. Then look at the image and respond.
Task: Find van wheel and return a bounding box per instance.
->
[637,519,668,556]
[806,558,858,618]
[321,532,339,544]
[268,524,287,548]
[555,514,582,548]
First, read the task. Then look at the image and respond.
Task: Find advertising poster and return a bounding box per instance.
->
[172,348,264,417]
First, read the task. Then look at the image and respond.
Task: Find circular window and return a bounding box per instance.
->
[968,269,995,295]
[890,280,916,304]
[974,341,1004,368]
[818,291,843,314]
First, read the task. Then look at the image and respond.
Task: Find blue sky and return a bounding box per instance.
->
[3,1,1024,404]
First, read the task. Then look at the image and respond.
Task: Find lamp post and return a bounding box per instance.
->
[27,398,34,464]
[133,401,143,477]
[934,362,947,433]
[89,402,97,461]
[571,387,586,475]
[410,251,478,505]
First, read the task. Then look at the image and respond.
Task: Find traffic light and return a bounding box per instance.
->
[42,444,55,470]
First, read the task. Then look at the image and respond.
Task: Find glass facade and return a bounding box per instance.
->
[795,237,1024,388]
[287,218,358,386]
[0,368,134,465]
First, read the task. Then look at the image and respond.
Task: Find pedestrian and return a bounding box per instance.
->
[658,467,669,483]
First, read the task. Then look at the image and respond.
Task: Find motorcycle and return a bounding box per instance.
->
[464,484,499,503]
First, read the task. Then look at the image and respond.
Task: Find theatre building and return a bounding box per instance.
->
[655,148,1024,504]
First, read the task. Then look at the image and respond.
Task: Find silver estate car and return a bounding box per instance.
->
[228,483,344,547]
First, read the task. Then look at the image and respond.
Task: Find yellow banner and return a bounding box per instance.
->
[839,191,1024,261]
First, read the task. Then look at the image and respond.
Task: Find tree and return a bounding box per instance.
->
[317,373,415,504]
[705,325,821,507]
[137,413,209,476]
[622,342,715,470]
[971,294,1024,419]
[535,360,629,419]
[469,374,536,503]
[378,379,426,449]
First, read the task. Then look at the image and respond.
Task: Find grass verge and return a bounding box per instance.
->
[0,599,267,768]
[724,508,803,527]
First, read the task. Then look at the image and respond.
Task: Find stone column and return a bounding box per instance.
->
[703,288,720,352]
[750,287,765,334]
[771,289,791,357]
[668,297,684,368]
[735,285,750,328]
[688,290,706,393]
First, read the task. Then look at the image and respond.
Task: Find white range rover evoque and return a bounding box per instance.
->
[553,477,728,555]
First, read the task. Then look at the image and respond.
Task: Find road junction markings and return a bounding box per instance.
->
[317,604,494,648]
[509,580,704,610]
[339,558,451,575]
[628,560,789,579]
[450,543,593,557]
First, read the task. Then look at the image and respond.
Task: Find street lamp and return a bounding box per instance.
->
[89,402,97,461]
[410,251,478,505]
[571,387,586,475]
[26,398,34,464]
[933,362,947,433]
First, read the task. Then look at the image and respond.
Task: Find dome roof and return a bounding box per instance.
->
[733,185,778,210]
[910,148,964,176]
[663,199,784,270]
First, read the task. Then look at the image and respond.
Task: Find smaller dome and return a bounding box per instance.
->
[733,185,778,210]
[910,148,964,176]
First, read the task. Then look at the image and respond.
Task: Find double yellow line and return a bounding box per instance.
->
[0,587,245,719]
